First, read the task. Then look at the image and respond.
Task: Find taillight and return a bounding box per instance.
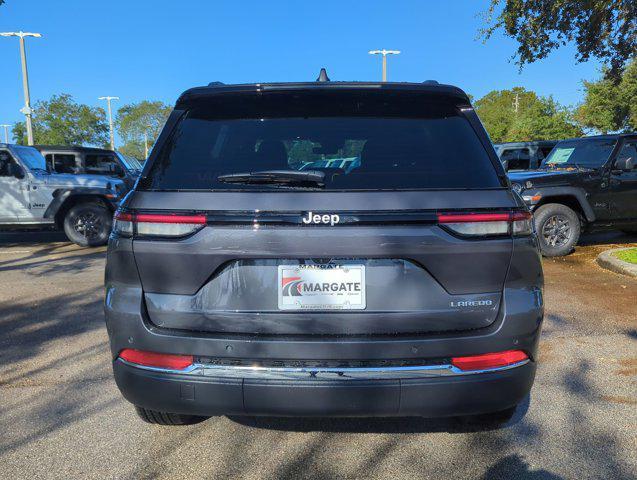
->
[113,211,134,236]
[511,211,533,235]
[119,349,194,370]
[437,211,532,237]
[112,211,206,238]
[451,350,528,371]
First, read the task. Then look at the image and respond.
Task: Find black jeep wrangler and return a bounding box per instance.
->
[509,134,637,256]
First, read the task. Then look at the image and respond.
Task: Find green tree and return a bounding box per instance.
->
[117,140,146,159]
[481,1,637,79]
[577,60,637,133]
[509,97,582,140]
[474,87,539,142]
[115,101,171,159]
[475,88,582,142]
[12,94,109,146]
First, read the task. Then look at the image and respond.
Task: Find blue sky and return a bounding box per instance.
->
[1,0,603,141]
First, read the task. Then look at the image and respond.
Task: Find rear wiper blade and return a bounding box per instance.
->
[217,170,325,188]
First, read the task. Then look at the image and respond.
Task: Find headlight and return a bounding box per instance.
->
[511,183,523,194]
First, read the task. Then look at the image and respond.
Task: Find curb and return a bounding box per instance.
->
[596,248,637,278]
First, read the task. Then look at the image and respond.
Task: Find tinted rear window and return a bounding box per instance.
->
[143,92,501,191]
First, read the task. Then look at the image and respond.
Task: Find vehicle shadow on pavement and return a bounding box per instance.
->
[0,230,69,245]
[226,396,530,434]
[0,240,106,276]
[577,230,637,247]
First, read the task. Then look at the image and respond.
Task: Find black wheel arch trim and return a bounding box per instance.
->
[530,187,595,222]
[44,188,118,219]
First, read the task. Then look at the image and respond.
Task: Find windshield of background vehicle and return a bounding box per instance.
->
[116,152,143,171]
[142,93,501,191]
[542,139,616,168]
[14,146,48,171]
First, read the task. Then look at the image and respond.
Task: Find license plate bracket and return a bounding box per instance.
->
[278,264,366,310]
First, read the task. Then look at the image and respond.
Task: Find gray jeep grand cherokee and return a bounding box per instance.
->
[105,78,544,424]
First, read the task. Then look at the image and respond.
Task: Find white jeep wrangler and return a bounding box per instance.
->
[0,144,126,246]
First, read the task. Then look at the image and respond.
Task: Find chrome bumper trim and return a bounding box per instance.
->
[118,359,530,380]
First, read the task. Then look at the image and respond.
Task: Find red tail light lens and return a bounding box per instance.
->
[437,211,532,237]
[119,349,194,370]
[112,211,206,238]
[451,350,528,371]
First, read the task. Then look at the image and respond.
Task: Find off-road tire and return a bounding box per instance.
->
[63,202,112,247]
[134,406,207,425]
[534,203,581,257]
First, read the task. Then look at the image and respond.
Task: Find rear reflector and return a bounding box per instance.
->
[119,349,194,370]
[113,211,206,238]
[437,211,532,237]
[451,350,528,371]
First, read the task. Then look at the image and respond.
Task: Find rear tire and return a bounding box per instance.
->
[63,202,112,247]
[533,203,581,257]
[134,406,207,425]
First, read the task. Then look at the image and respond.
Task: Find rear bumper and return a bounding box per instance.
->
[113,359,536,417]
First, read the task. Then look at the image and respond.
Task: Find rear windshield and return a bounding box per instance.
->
[143,93,501,191]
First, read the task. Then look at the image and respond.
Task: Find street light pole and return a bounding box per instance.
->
[368,49,400,82]
[0,124,11,143]
[1,31,42,145]
[144,124,153,158]
[98,96,119,150]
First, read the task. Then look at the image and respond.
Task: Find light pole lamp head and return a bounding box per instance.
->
[1,32,42,38]
[369,49,401,56]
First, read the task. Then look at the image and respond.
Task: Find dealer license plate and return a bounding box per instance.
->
[278,264,366,310]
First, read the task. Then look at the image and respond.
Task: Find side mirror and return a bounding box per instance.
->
[9,163,25,179]
[614,156,635,172]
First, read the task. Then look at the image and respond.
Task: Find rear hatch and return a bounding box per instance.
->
[122,85,522,336]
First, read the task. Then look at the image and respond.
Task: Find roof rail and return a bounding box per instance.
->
[422,80,439,85]
[208,81,225,87]
[316,68,330,82]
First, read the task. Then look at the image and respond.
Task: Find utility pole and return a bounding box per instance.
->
[368,49,401,82]
[513,93,520,114]
[98,96,119,150]
[0,124,11,143]
[1,31,42,145]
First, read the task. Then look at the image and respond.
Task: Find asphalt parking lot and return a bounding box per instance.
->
[0,230,635,480]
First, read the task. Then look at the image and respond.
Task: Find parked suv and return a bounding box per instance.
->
[35,145,142,190]
[105,79,544,424]
[510,134,637,256]
[494,141,557,171]
[0,144,125,246]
